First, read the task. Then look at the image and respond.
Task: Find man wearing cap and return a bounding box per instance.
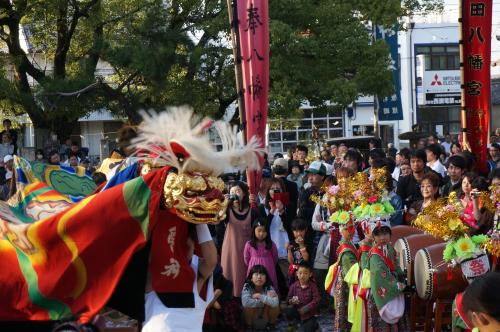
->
[297,161,327,251]
[272,158,298,224]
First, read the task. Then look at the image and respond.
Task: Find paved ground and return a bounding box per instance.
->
[275,306,334,331]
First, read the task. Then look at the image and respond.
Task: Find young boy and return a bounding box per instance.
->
[367,221,408,331]
[287,218,311,285]
[286,263,320,332]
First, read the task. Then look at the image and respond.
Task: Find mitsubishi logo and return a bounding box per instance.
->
[431,74,442,86]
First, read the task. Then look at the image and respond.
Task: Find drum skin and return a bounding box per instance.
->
[393,233,443,284]
[414,243,468,301]
[390,225,423,246]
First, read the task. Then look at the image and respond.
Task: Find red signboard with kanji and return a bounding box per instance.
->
[462,0,492,173]
[237,0,269,195]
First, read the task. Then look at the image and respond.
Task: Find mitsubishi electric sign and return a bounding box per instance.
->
[422,70,461,105]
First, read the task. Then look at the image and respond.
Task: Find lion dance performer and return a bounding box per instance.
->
[0,107,262,332]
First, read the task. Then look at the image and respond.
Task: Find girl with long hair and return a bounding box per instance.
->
[243,218,279,292]
[241,265,280,331]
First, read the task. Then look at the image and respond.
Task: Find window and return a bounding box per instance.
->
[329,119,342,127]
[416,46,431,54]
[298,131,310,141]
[418,45,459,70]
[312,119,327,128]
[268,132,281,141]
[328,108,343,117]
[425,56,431,70]
[269,143,282,154]
[282,131,296,141]
[353,125,374,136]
[300,119,311,129]
[439,55,447,70]
[449,107,460,121]
[266,110,345,155]
[329,129,343,138]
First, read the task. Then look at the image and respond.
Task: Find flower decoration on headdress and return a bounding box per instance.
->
[330,210,352,225]
[350,168,395,222]
[481,184,500,257]
[313,167,397,227]
[413,192,491,263]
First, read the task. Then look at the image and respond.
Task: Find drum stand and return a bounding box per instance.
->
[409,294,453,332]
[409,293,433,332]
[432,298,453,332]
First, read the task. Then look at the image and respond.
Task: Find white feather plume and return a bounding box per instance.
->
[130,106,263,176]
[212,120,263,171]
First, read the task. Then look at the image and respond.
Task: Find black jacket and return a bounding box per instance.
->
[297,186,322,245]
[278,176,298,222]
[441,177,463,198]
[396,168,440,209]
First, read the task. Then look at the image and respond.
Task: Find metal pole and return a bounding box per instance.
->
[226,0,247,144]
[372,23,380,139]
[374,95,380,139]
[458,0,470,151]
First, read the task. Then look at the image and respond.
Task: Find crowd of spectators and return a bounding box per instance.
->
[203,131,500,331]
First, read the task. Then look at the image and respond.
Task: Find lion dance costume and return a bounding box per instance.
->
[0,107,262,330]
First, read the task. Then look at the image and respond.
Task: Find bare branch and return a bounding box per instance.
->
[52,70,138,98]
[54,81,101,97]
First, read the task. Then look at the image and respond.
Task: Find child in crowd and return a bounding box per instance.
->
[241,265,280,331]
[286,263,320,332]
[287,161,304,190]
[461,272,500,332]
[367,222,408,331]
[287,218,311,285]
[325,221,358,331]
[244,218,279,292]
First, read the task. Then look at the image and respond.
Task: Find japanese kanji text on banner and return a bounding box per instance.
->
[237,0,269,194]
[461,0,492,173]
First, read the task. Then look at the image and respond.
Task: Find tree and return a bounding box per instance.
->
[267,0,443,119]
[0,0,234,137]
[0,0,443,138]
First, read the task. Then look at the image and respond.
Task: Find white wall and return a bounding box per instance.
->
[80,121,103,157]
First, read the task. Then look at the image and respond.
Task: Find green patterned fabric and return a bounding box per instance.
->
[30,161,96,199]
[339,240,358,278]
[369,245,404,309]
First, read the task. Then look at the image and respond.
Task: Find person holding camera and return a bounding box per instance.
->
[220,181,259,298]
[259,177,291,297]
[460,173,493,235]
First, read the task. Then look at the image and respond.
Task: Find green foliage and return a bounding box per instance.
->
[0,0,443,135]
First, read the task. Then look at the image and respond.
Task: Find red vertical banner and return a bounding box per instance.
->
[237,0,269,194]
[462,0,492,173]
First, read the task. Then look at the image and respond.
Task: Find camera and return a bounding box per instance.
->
[471,191,480,198]
[229,193,238,201]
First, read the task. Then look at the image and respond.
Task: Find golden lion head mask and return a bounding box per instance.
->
[163,172,228,224]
